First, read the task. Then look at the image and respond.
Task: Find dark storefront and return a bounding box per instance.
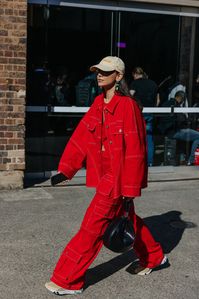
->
[26,0,199,176]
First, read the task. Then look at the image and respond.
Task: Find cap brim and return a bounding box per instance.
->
[90,63,115,72]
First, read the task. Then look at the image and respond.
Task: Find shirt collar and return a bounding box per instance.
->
[97,93,121,114]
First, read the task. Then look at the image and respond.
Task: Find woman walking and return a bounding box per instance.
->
[45,56,167,295]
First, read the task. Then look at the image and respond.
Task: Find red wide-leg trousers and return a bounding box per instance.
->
[51,153,164,290]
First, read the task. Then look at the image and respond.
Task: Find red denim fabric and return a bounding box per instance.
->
[51,152,163,290]
[58,94,148,198]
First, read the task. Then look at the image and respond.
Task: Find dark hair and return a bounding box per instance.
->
[175,90,185,99]
[116,78,143,110]
[132,67,148,79]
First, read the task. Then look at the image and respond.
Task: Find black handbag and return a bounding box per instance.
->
[103,200,135,253]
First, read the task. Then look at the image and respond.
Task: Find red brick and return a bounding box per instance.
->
[4,23,13,30]
[17,145,24,150]
[0,30,8,36]
[8,138,23,144]
[9,58,26,64]
[8,163,25,171]
[3,158,11,163]
[4,132,13,138]
[0,125,7,131]
[6,145,14,150]
[0,106,13,112]
[4,50,13,57]
[5,9,14,15]
[5,119,15,125]
[0,151,8,157]
[0,164,7,171]
[0,57,8,63]
[17,132,24,138]
[0,139,7,144]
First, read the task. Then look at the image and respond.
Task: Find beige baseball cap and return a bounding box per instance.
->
[90,56,125,74]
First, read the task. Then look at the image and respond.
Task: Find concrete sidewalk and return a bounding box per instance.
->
[0,172,199,298]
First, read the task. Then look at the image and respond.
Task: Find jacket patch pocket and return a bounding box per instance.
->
[85,117,98,132]
[84,118,100,141]
[111,125,124,134]
[84,201,120,236]
[96,174,113,196]
[53,247,82,278]
[87,122,96,132]
[94,202,119,219]
[65,247,82,263]
[110,124,124,149]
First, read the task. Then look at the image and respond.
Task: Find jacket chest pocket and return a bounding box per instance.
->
[85,118,100,142]
[110,124,124,149]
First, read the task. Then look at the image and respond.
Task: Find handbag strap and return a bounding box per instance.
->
[123,200,132,217]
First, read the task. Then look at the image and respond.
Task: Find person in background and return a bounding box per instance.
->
[168,74,187,103]
[159,90,199,165]
[156,75,173,107]
[54,70,72,106]
[193,74,199,107]
[192,74,199,131]
[45,56,167,296]
[129,67,158,166]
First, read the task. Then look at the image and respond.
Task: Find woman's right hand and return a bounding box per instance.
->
[50,172,68,186]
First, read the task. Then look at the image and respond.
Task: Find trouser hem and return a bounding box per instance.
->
[141,253,165,269]
[50,276,84,290]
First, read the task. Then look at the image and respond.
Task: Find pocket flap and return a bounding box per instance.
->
[97,174,113,196]
[85,118,97,131]
[110,125,124,134]
[94,205,117,219]
[64,247,82,263]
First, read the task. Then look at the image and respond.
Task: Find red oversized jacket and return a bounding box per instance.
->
[58,93,148,198]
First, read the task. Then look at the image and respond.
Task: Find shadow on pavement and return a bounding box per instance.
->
[24,177,49,188]
[85,249,137,288]
[86,210,191,288]
[144,210,189,253]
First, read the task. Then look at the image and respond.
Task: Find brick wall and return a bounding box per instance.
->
[0,0,27,189]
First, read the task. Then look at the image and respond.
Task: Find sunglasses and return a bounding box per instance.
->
[96,70,116,76]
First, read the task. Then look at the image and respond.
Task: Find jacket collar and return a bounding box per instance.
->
[96,93,121,114]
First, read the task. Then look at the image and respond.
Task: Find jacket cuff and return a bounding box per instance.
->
[122,186,141,197]
[58,163,76,180]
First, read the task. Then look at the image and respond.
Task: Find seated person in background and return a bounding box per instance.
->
[54,74,71,106]
[129,67,158,166]
[156,75,173,107]
[158,91,199,166]
[193,74,199,107]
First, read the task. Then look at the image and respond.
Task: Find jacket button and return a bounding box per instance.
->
[106,125,109,129]
[109,140,112,144]
[119,129,122,133]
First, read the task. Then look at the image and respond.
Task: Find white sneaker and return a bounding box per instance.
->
[45,281,83,295]
[131,255,168,276]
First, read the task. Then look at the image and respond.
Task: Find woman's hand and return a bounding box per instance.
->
[122,196,134,201]
[50,172,68,186]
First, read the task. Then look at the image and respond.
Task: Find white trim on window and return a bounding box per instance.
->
[27,0,199,17]
[26,106,199,113]
[59,0,199,17]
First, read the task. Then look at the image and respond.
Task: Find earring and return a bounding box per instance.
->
[115,81,120,92]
